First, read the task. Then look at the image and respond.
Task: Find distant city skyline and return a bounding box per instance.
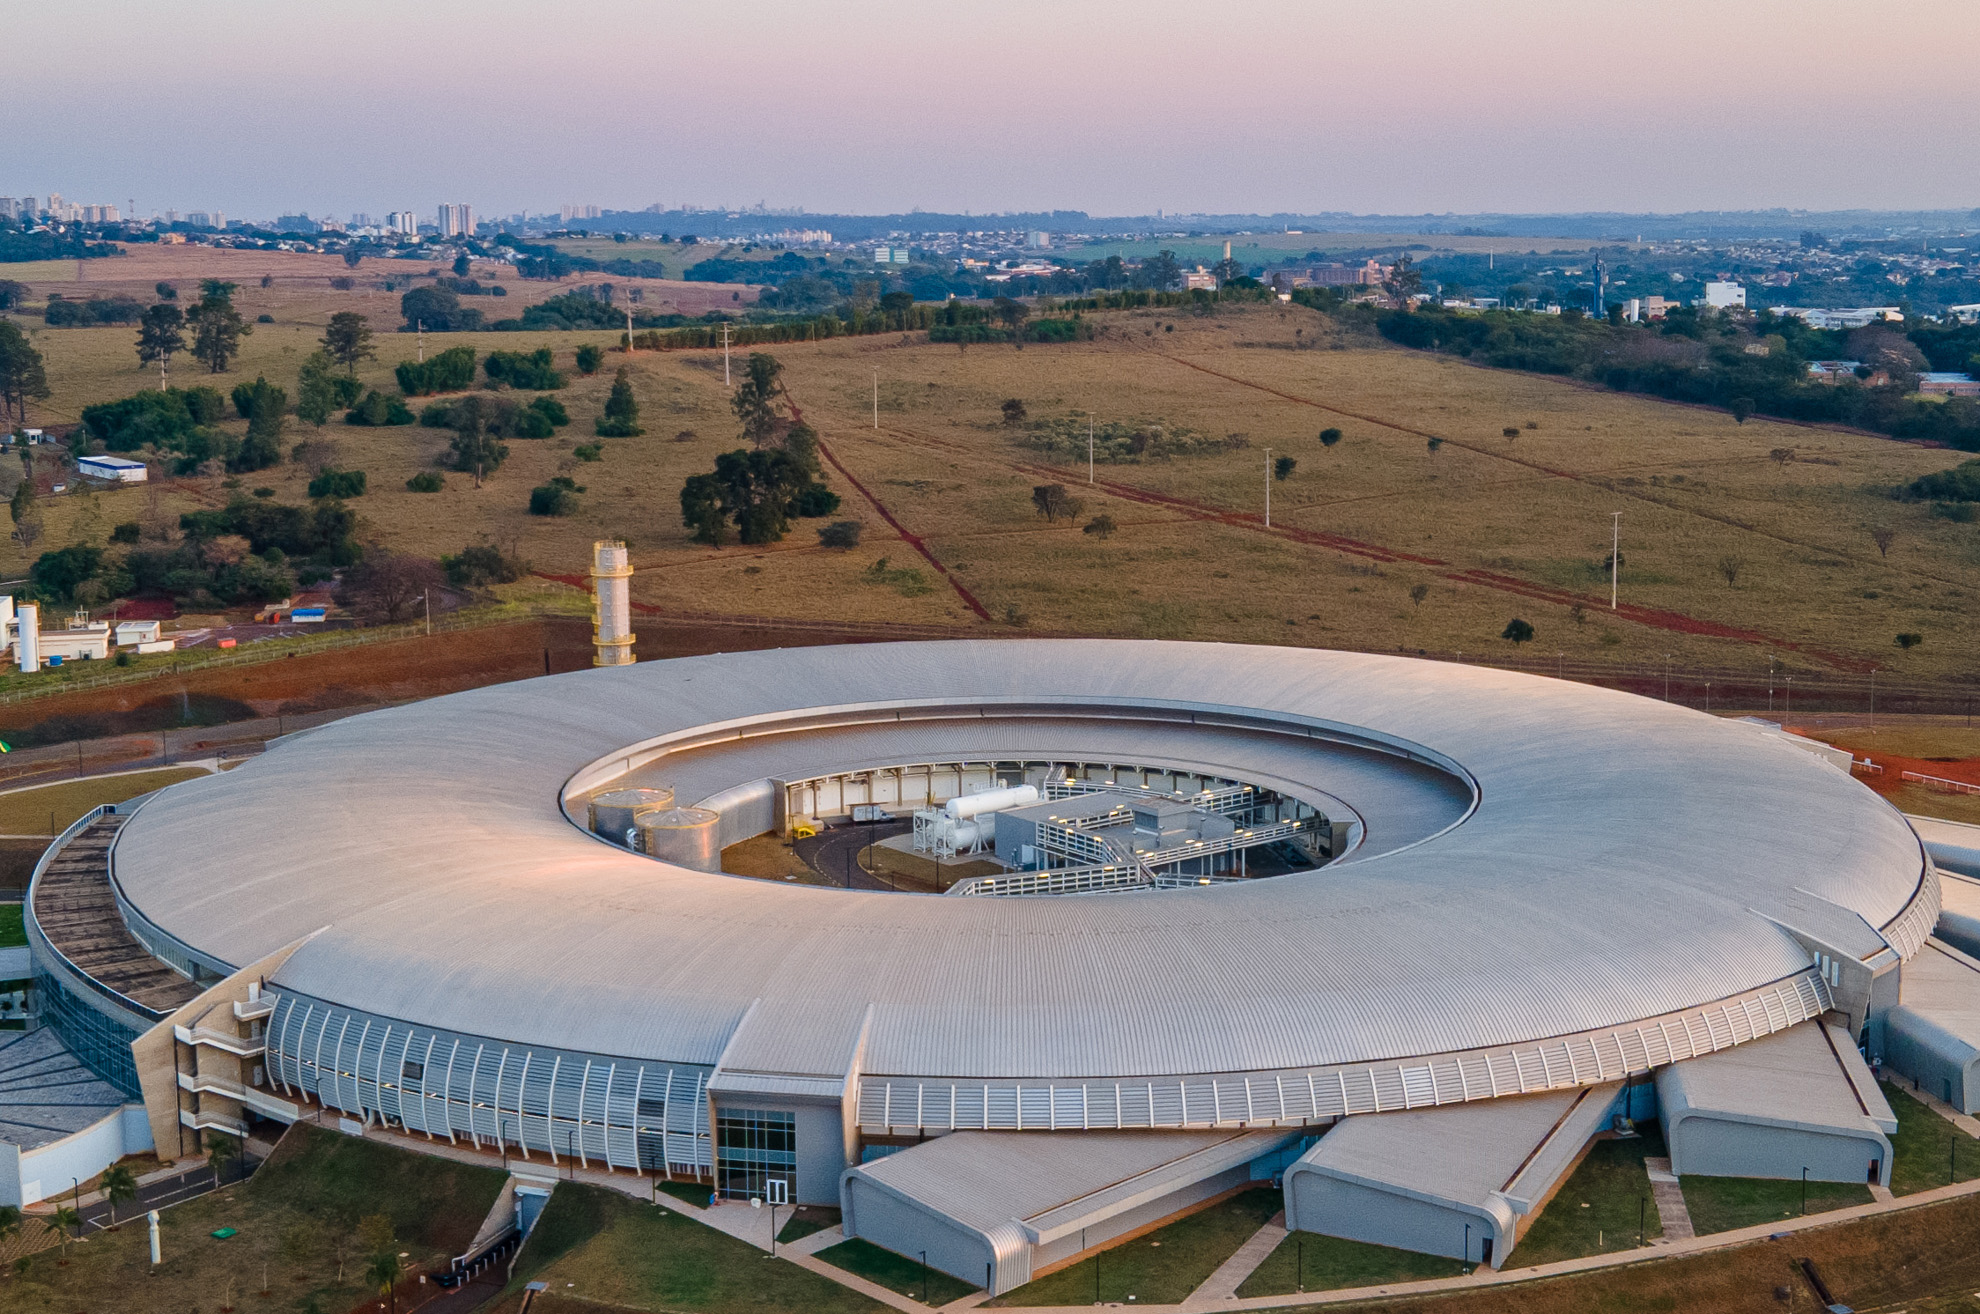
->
[7,0,1979,223]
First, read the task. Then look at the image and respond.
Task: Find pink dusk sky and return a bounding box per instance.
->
[8,0,1979,220]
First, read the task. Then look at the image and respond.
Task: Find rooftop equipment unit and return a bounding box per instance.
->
[636,807,722,872]
[945,784,1038,821]
[588,787,676,846]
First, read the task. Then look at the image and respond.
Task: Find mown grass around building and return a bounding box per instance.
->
[503,1182,886,1314]
[1883,1080,1980,1194]
[1236,1231,1467,1297]
[991,1187,1282,1306]
[0,765,210,834]
[0,1122,503,1314]
[1505,1131,1667,1267]
[1678,1174,1874,1234]
[815,1237,979,1305]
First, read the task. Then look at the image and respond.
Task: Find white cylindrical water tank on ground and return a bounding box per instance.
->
[591,540,634,667]
[945,784,1038,821]
[15,603,38,673]
[588,787,675,844]
[636,807,722,871]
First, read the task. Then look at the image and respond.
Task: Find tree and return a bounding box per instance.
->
[1320,428,1342,448]
[99,1164,138,1224]
[0,323,50,425]
[817,520,862,548]
[187,288,250,372]
[575,343,604,375]
[1211,257,1245,284]
[596,367,643,436]
[1381,254,1422,308]
[681,472,728,545]
[529,476,583,516]
[1502,617,1535,644]
[207,1132,242,1183]
[296,351,354,426]
[1896,632,1923,650]
[9,477,41,558]
[321,312,374,374]
[731,353,784,447]
[1140,250,1183,292]
[1031,484,1083,523]
[199,279,238,303]
[1729,396,1755,424]
[442,544,523,586]
[1870,526,1896,558]
[1408,583,1429,608]
[452,253,471,278]
[1000,398,1027,427]
[338,552,441,621]
[1274,455,1296,481]
[343,248,363,269]
[1769,447,1796,471]
[446,395,513,486]
[399,285,480,333]
[0,1205,21,1249]
[136,303,186,387]
[992,296,1029,344]
[1083,513,1117,538]
[680,447,825,546]
[366,1249,405,1314]
[1716,554,1746,585]
[43,1206,79,1260]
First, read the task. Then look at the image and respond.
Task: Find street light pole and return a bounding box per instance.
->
[1610,511,1622,610]
[1264,448,1272,528]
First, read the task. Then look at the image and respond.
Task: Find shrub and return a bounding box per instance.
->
[528,476,582,516]
[1320,427,1343,447]
[395,346,478,396]
[1901,459,1980,502]
[419,401,454,427]
[791,483,841,517]
[575,344,604,375]
[110,521,141,544]
[308,469,367,499]
[329,276,354,291]
[256,313,275,323]
[572,444,603,462]
[344,391,414,426]
[1083,513,1118,538]
[442,544,523,586]
[594,366,642,436]
[817,520,862,548]
[406,471,444,493]
[528,396,569,427]
[484,348,565,390]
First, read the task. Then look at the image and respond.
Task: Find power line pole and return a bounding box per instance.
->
[873,371,878,429]
[1265,447,1272,528]
[721,322,732,386]
[1088,415,1095,484]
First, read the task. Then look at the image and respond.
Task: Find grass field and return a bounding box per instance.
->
[989,1187,1282,1306]
[815,1237,978,1305]
[1236,1232,1467,1296]
[504,1182,885,1314]
[0,1122,504,1314]
[1883,1081,1980,1194]
[10,276,1980,679]
[0,903,20,947]
[0,765,209,834]
[1505,1133,1666,1267]
[1678,1174,1874,1234]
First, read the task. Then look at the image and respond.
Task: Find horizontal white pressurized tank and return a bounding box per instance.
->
[636,806,722,872]
[945,785,1038,821]
[589,788,675,844]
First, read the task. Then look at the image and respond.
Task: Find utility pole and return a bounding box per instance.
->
[625,304,635,353]
[1088,415,1095,484]
[1264,448,1272,528]
[416,321,424,363]
[721,322,732,386]
[1610,511,1622,610]
[873,371,878,429]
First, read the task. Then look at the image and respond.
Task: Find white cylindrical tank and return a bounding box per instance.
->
[945,784,1038,821]
[946,820,984,850]
[591,540,634,667]
[15,603,38,673]
[588,787,675,844]
[636,807,722,872]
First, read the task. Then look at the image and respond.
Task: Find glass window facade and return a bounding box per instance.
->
[35,969,143,1097]
[716,1107,795,1201]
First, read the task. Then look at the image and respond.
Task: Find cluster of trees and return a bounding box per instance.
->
[679,353,839,544]
[483,348,565,390]
[399,285,483,332]
[1362,299,1980,453]
[44,293,143,326]
[0,216,122,263]
[0,322,50,424]
[396,346,477,395]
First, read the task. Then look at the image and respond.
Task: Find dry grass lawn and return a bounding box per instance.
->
[8,285,1980,679]
[0,765,209,834]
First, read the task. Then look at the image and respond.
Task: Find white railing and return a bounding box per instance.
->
[1902,770,1980,795]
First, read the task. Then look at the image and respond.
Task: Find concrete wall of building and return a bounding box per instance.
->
[841,1175,994,1290]
[1028,1164,1251,1272]
[1883,1011,1980,1114]
[793,1100,846,1206]
[3,1104,150,1207]
[1287,1174,1502,1267]
[1665,1114,1886,1185]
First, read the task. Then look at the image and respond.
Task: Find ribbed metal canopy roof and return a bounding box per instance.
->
[110,640,1930,1085]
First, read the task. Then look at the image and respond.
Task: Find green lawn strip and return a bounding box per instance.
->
[1506,1132,1666,1267]
[1236,1231,1466,1297]
[0,1122,505,1314]
[1882,1080,1980,1194]
[816,1237,979,1305]
[779,1204,840,1243]
[0,904,21,948]
[1678,1175,1874,1234]
[511,1182,887,1313]
[0,767,209,834]
[656,1178,715,1208]
[993,1186,1283,1306]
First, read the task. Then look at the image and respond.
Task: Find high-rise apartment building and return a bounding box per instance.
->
[437,203,475,238]
[560,203,601,222]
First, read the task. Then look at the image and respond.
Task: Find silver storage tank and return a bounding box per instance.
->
[588,788,675,846]
[636,807,722,872]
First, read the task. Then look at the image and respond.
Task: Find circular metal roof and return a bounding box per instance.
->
[110,640,1932,1086]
